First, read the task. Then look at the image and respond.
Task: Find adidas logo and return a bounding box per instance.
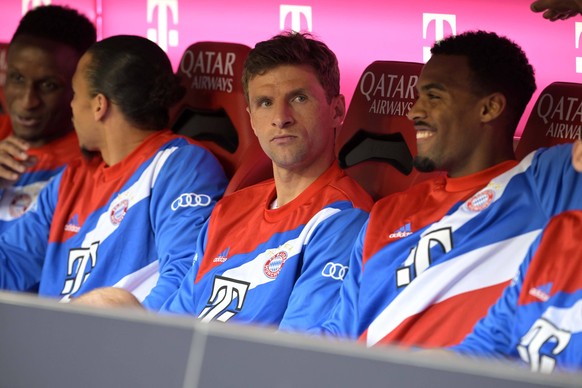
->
[213,248,229,263]
[529,282,552,302]
[389,223,412,238]
[64,214,81,233]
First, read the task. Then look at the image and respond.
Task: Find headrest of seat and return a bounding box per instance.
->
[336,60,440,200]
[515,82,582,160]
[170,41,254,176]
[170,41,273,193]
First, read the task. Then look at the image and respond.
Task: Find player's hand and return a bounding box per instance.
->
[0,135,37,189]
[71,287,145,309]
[531,0,582,21]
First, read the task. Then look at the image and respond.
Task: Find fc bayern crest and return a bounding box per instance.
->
[263,251,288,279]
[9,193,32,218]
[110,199,129,225]
[466,189,495,212]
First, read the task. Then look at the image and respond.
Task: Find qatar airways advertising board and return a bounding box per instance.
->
[0,0,580,135]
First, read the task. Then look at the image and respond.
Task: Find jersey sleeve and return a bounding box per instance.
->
[141,144,227,310]
[278,205,369,332]
[451,241,536,358]
[529,144,582,218]
[314,220,368,339]
[158,217,210,314]
[0,171,61,291]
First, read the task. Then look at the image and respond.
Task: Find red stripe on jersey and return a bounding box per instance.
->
[519,211,582,305]
[195,164,373,282]
[363,161,517,266]
[360,281,509,348]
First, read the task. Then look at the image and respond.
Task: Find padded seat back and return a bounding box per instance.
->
[171,41,273,194]
[515,82,582,160]
[336,60,441,201]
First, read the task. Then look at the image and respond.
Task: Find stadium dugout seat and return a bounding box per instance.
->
[515,82,582,160]
[336,61,441,201]
[0,42,9,115]
[170,41,272,195]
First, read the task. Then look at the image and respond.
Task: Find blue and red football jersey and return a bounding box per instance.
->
[0,130,228,310]
[161,163,373,332]
[0,114,82,232]
[453,210,582,373]
[321,143,582,348]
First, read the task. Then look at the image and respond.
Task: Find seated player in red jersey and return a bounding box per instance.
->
[0,5,96,232]
[73,32,373,333]
[0,35,228,310]
[318,30,582,349]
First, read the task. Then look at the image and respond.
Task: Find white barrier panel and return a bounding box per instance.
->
[0,291,580,388]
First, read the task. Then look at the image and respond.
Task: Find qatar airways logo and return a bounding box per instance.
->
[423,13,456,62]
[280,5,312,32]
[576,22,582,73]
[147,0,179,52]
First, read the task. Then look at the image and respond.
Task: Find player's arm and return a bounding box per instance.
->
[529,144,582,218]
[314,221,368,339]
[0,171,60,290]
[278,203,369,332]
[142,144,227,310]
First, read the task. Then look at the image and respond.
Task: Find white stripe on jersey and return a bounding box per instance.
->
[366,153,536,347]
[221,207,341,290]
[112,260,160,302]
[426,152,533,239]
[367,230,541,347]
[81,146,178,247]
[544,299,582,334]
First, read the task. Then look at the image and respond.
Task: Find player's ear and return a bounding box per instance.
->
[480,92,506,123]
[93,93,109,121]
[572,140,582,173]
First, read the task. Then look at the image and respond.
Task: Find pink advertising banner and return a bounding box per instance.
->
[0,0,580,135]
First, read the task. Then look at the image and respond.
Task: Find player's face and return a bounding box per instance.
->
[5,35,78,146]
[70,53,99,152]
[407,54,487,178]
[246,64,344,175]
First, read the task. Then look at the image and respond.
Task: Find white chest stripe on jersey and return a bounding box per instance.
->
[367,229,541,347]
[111,260,160,302]
[366,153,538,347]
[220,207,341,290]
[542,298,582,334]
[426,152,534,239]
[81,146,178,247]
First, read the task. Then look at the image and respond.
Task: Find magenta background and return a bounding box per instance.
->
[1,0,581,136]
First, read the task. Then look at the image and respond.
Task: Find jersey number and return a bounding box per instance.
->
[60,241,99,299]
[517,318,571,373]
[396,228,453,287]
[198,276,250,323]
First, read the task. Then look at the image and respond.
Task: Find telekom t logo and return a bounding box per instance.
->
[22,0,50,15]
[147,0,179,52]
[576,22,582,73]
[422,13,456,62]
[280,5,312,32]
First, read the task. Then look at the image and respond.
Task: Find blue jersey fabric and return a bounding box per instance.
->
[0,130,228,310]
[321,143,582,348]
[453,211,582,373]
[161,163,373,332]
